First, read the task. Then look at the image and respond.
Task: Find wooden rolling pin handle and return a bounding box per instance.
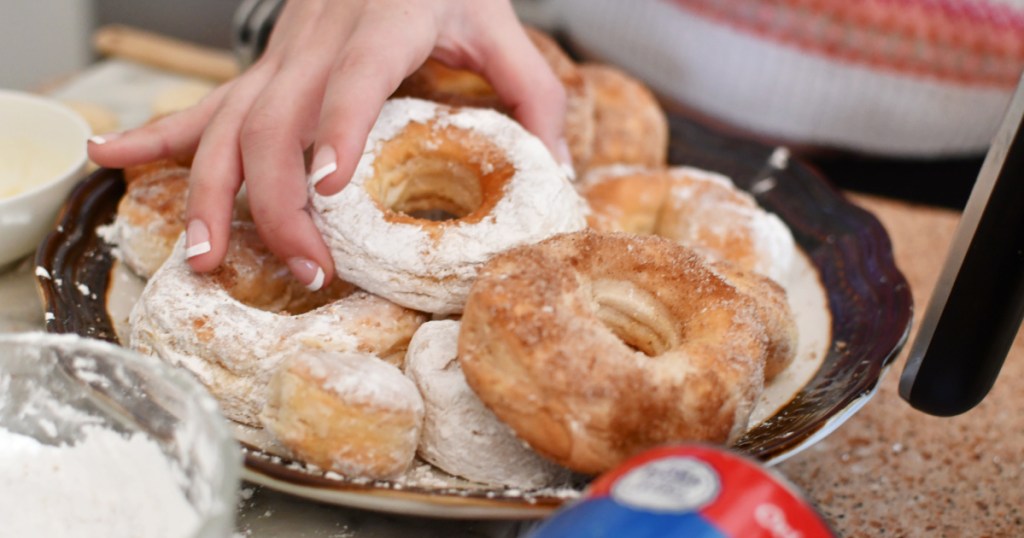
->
[93,24,241,83]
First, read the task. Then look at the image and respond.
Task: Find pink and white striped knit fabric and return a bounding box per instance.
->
[549,0,1024,156]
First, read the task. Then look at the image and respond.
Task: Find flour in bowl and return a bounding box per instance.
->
[0,425,200,538]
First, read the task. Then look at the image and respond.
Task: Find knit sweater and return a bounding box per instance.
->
[546,0,1024,157]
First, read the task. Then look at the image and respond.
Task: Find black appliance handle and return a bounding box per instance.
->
[898,73,1024,416]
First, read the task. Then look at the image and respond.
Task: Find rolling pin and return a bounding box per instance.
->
[93,24,241,83]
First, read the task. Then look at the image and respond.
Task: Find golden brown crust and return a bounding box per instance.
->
[110,165,190,278]
[711,260,798,382]
[123,156,194,184]
[457,230,772,474]
[210,223,357,314]
[581,167,670,234]
[366,121,516,234]
[580,64,669,170]
[394,27,595,170]
[580,166,797,283]
[526,28,595,169]
[260,351,424,479]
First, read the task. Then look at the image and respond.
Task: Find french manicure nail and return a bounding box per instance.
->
[89,132,123,145]
[308,146,338,187]
[185,220,212,259]
[287,257,325,292]
[555,138,573,167]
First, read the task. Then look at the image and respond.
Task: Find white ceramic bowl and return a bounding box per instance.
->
[0,90,91,268]
[0,333,241,537]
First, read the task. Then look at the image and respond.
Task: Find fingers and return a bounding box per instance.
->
[86,82,231,168]
[185,0,348,282]
[309,2,436,196]
[236,51,345,290]
[184,65,277,273]
[452,3,570,164]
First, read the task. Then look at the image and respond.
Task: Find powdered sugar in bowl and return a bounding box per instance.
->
[0,333,240,537]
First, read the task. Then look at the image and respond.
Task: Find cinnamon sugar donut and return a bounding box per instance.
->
[712,260,798,381]
[458,230,785,474]
[404,320,569,488]
[395,28,595,170]
[129,222,427,426]
[260,350,423,479]
[310,98,587,315]
[579,64,669,170]
[580,165,797,283]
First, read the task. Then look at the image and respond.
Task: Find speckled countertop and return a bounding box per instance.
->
[2,60,1021,537]
[780,193,1024,537]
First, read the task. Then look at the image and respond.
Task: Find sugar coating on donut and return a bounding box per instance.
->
[98,164,189,279]
[580,165,796,283]
[394,27,596,174]
[580,63,669,171]
[404,320,570,488]
[665,167,795,281]
[458,230,777,474]
[711,260,798,382]
[260,350,423,479]
[100,158,252,279]
[311,98,588,315]
[129,223,427,426]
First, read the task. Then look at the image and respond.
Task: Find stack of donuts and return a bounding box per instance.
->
[106,28,801,488]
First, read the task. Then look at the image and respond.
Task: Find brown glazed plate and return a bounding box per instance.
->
[35,115,913,519]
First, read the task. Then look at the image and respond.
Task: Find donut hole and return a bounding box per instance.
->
[366,122,513,225]
[211,226,356,315]
[590,278,678,357]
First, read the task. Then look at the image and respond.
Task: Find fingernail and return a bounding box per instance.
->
[308,146,338,187]
[555,138,573,167]
[89,132,122,145]
[287,257,325,292]
[185,220,212,259]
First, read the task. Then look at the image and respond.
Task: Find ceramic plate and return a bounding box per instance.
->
[35,115,912,519]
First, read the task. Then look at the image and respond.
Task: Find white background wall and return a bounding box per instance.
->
[1,0,96,90]
[0,0,237,91]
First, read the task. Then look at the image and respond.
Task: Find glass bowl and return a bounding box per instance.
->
[0,332,240,537]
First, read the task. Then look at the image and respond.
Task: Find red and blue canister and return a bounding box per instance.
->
[529,444,834,537]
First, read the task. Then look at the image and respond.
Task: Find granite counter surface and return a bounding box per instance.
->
[780,194,1023,537]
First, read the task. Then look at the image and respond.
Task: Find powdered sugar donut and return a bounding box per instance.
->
[404,320,568,488]
[129,222,427,426]
[260,350,423,479]
[310,98,588,315]
[580,165,796,283]
[101,162,189,279]
[101,156,252,279]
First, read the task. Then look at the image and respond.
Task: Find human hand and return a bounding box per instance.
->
[87,0,569,290]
